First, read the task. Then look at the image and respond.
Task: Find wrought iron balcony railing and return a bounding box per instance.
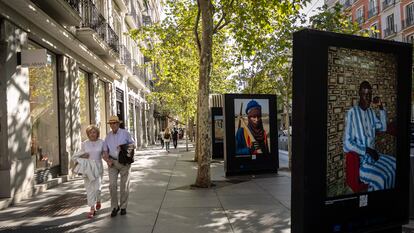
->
[367,7,378,18]
[65,0,81,14]
[402,16,414,29]
[382,0,395,11]
[129,3,139,25]
[80,0,105,35]
[106,24,119,54]
[133,61,138,76]
[383,24,397,37]
[79,0,119,54]
[143,15,152,26]
[119,45,132,70]
[343,0,352,8]
[356,15,364,25]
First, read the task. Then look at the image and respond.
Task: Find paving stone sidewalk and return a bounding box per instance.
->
[0,142,292,233]
[2,142,414,233]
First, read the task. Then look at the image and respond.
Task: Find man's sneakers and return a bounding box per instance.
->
[120,208,127,215]
[111,206,120,217]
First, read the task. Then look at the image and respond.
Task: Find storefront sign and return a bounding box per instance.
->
[21,49,47,67]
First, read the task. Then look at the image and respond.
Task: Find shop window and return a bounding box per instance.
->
[79,70,90,141]
[129,102,135,138]
[29,43,59,169]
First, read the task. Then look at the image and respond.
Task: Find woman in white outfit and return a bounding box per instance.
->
[73,125,107,218]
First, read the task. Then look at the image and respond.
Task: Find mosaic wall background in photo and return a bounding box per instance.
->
[326,47,397,197]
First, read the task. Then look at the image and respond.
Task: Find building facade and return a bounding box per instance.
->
[0,0,162,206]
[325,0,414,42]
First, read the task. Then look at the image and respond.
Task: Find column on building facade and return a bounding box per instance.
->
[57,55,79,176]
[89,73,100,125]
[149,103,155,145]
[0,19,33,201]
[135,97,143,148]
[142,102,148,147]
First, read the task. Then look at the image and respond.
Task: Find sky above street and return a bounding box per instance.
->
[301,0,325,23]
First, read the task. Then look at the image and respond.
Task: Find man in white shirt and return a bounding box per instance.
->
[103,116,135,217]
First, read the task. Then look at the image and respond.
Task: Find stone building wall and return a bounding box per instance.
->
[326,47,397,197]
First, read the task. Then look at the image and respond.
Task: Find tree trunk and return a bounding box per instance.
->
[188,117,194,142]
[186,117,189,151]
[194,0,213,188]
[194,109,199,161]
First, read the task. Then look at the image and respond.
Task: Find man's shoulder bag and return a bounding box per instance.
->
[118,144,134,165]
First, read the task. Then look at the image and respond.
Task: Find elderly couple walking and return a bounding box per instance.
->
[72,115,135,218]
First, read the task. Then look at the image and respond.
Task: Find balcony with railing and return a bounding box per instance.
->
[115,45,133,75]
[343,0,352,9]
[143,15,152,26]
[382,0,395,11]
[129,60,149,89]
[126,2,140,28]
[31,0,82,26]
[120,45,132,70]
[383,24,397,37]
[76,0,119,61]
[133,60,140,76]
[356,14,365,25]
[402,16,414,29]
[367,7,378,19]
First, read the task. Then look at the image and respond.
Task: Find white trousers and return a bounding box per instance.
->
[84,176,102,208]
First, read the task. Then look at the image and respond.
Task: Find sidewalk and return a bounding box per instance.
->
[0,142,292,233]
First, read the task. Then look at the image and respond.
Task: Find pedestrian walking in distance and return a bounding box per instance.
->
[159,129,165,149]
[103,116,135,217]
[172,128,179,149]
[163,127,171,152]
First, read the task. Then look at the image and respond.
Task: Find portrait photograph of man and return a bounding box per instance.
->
[326,47,397,197]
[234,99,271,158]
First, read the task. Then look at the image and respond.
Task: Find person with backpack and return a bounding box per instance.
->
[159,129,165,149]
[172,128,179,149]
[163,127,171,152]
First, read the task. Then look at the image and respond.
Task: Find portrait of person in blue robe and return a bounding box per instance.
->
[343,81,396,191]
[235,100,270,156]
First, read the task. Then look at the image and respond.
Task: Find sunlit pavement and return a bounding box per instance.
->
[0,141,293,233]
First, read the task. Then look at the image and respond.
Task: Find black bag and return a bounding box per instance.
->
[118,144,134,165]
[164,133,170,139]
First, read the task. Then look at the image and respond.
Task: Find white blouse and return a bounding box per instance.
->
[81,139,104,160]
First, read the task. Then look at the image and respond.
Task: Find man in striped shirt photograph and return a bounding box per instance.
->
[343,81,396,191]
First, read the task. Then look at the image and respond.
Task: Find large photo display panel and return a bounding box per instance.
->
[326,47,397,198]
[224,94,278,175]
[211,107,224,159]
[292,29,412,233]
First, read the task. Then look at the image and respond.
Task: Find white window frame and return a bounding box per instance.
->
[386,13,395,31]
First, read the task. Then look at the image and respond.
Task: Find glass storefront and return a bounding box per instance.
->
[98,80,107,137]
[29,43,59,169]
[79,70,90,141]
[129,101,135,138]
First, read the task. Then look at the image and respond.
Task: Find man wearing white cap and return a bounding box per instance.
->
[103,115,135,217]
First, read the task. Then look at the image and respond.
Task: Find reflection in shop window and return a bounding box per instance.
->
[98,80,107,137]
[29,44,59,169]
[79,70,90,141]
[129,102,135,138]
